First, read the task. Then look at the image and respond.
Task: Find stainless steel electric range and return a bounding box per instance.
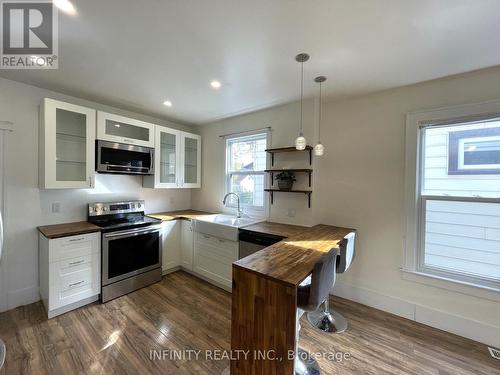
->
[88,200,162,302]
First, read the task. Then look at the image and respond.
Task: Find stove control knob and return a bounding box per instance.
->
[137,203,142,208]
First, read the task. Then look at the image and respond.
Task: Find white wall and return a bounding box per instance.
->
[0,77,195,312]
[192,98,318,226]
[193,66,500,331]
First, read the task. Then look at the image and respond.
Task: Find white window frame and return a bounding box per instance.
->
[458,135,500,170]
[404,99,500,302]
[224,131,270,217]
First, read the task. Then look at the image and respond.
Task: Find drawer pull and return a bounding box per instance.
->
[218,239,225,243]
[203,235,210,239]
[69,280,84,288]
[69,260,84,266]
[68,237,85,242]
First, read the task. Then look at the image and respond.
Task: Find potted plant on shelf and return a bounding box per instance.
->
[275,171,296,191]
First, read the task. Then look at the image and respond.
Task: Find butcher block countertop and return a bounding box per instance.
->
[37,221,101,239]
[234,224,355,287]
[241,221,309,238]
[147,210,214,222]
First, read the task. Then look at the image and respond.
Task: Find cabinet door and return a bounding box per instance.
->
[181,220,194,270]
[97,111,155,148]
[41,98,96,189]
[180,132,201,188]
[161,220,181,271]
[145,126,180,188]
[193,232,238,290]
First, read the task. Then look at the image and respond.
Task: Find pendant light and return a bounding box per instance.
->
[295,53,309,150]
[314,76,326,156]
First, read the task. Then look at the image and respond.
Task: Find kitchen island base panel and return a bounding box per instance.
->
[231,267,297,374]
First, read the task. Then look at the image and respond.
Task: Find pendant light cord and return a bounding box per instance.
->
[300,60,304,134]
[318,81,322,142]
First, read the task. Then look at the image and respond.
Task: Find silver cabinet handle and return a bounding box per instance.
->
[69,237,85,242]
[203,234,210,239]
[69,260,84,266]
[69,280,84,287]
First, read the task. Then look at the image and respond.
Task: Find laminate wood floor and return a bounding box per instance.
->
[0,271,498,374]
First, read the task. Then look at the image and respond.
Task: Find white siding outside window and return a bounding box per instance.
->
[418,119,500,289]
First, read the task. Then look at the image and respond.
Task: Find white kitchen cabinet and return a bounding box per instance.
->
[97,111,155,148]
[193,232,238,290]
[39,98,96,189]
[39,232,101,318]
[181,220,194,270]
[143,126,181,188]
[143,128,201,189]
[161,220,181,272]
[180,132,201,188]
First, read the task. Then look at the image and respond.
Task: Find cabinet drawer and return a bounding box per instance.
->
[49,253,97,286]
[49,232,100,262]
[48,254,100,311]
[196,232,238,253]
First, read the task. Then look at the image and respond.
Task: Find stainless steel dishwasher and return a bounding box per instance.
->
[238,229,284,259]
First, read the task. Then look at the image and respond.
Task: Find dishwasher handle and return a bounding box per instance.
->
[238,229,284,247]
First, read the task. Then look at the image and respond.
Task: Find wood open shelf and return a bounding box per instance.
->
[265,169,313,187]
[265,146,313,166]
[264,189,312,208]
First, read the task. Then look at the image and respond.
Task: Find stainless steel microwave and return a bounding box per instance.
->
[96,140,155,175]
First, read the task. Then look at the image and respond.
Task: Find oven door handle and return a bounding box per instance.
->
[103,225,161,239]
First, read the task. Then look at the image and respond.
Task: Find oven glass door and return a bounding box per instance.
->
[103,226,161,285]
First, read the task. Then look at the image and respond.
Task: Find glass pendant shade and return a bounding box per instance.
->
[314,142,324,156]
[295,133,307,150]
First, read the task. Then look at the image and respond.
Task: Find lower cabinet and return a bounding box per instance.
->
[39,232,101,318]
[161,220,194,272]
[193,232,239,291]
[161,220,181,271]
[181,220,194,270]
[160,219,236,291]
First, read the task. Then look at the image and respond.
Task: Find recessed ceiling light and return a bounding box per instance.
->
[210,80,222,89]
[163,100,173,107]
[53,0,77,15]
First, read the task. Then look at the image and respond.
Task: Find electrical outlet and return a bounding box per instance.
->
[51,202,61,213]
[287,208,296,217]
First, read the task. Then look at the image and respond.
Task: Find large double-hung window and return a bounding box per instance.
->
[225,132,268,212]
[405,102,500,296]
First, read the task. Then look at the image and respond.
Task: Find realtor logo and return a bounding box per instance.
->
[1,0,58,69]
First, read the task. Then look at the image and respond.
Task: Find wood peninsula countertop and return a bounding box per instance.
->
[37,221,101,239]
[234,224,355,287]
[147,210,214,222]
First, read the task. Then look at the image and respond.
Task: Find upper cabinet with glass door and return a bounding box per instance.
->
[39,98,96,189]
[143,126,180,188]
[181,132,201,188]
[143,128,201,189]
[40,98,96,189]
[97,111,155,148]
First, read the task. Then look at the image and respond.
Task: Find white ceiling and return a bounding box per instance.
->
[2,0,500,124]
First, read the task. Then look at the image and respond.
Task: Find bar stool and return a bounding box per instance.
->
[295,248,338,375]
[307,232,356,334]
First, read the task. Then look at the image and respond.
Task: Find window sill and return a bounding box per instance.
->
[400,269,500,303]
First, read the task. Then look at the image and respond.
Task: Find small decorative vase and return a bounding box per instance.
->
[278,180,293,191]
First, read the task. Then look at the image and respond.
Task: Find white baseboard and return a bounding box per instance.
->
[3,285,40,312]
[332,282,500,349]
